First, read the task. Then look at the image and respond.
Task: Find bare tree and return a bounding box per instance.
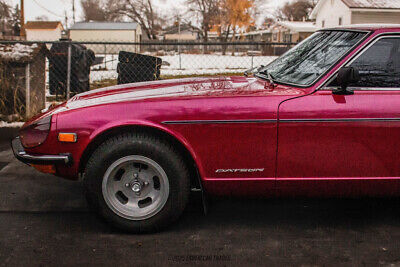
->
[80,0,123,22]
[9,4,20,36]
[0,1,20,36]
[0,0,11,36]
[119,0,163,40]
[81,0,162,40]
[276,0,317,21]
[186,0,220,42]
[35,15,49,21]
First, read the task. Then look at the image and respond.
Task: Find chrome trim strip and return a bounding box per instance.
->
[323,87,400,91]
[321,28,371,33]
[17,151,70,164]
[11,137,71,165]
[162,119,277,125]
[280,118,400,123]
[163,117,400,124]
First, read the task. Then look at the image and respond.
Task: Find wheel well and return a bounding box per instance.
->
[79,125,202,189]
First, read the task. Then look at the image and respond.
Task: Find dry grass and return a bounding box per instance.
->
[0,61,25,119]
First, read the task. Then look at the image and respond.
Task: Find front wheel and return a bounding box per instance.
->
[84,133,190,233]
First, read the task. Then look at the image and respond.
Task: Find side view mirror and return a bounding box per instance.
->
[332,67,360,95]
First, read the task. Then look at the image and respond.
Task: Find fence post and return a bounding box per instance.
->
[66,42,72,100]
[178,45,182,70]
[104,44,107,69]
[25,63,30,118]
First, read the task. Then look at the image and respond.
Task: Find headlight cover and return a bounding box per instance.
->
[20,116,52,148]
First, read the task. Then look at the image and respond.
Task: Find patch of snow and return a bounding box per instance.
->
[0,43,38,61]
[0,121,24,128]
[88,54,277,82]
[43,53,278,91]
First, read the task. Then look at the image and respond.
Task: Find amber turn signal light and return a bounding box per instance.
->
[31,164,56,174]
[58,133,77,143]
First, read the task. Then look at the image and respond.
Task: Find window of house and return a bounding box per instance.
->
[339,17,343,26]
[283,34,292,43]
[347,37,400,88]
[322,20,325,28]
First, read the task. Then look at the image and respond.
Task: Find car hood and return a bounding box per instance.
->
[54,76,305,112]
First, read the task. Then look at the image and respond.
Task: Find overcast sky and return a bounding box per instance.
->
[9,0,290,26]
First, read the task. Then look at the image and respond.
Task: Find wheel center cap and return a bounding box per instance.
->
[131,182,142,192]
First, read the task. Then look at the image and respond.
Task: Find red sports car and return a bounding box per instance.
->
[12,25,400,233]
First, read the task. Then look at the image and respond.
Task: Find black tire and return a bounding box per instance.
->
[83,133,190,233]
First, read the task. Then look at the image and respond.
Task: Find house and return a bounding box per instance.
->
[271,21,316,43]
[206,31,218,41]
[310,0,400,29]
[25,21,64,41]
[242,29,272,42]
[162,24,200,41]
[239,22,315,43]
[69,22,142,53]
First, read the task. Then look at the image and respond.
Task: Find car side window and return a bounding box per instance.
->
[348,37,400,88]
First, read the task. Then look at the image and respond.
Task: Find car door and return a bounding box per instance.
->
[276,35,400,197]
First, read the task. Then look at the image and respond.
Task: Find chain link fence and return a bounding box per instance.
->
[0,40,296,119]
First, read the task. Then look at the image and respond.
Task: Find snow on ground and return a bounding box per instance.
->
[0,121,24,128]
[89,54,277,82]
[44,53,277,95]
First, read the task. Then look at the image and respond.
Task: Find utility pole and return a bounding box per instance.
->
[177,15,182,70]
[20,0,25,37]
[64,10,68,29]
[72,0,75,24]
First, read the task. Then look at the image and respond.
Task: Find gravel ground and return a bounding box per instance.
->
[1,127,400,266]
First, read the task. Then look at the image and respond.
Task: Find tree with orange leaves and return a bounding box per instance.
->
[218,0,255,54]
[225,0,254,40]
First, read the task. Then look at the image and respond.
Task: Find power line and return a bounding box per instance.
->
[32,0,64,18]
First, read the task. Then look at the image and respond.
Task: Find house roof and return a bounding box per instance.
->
[311,0,400,19]
[342,0,400,9]
[277,21,317,32]
[326,23,400,30]
[25,21,63,30]
[163,24,198,35]
[242,29,272,36]
[70,22,139,31]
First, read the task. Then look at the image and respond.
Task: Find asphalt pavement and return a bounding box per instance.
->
[1,127,400,266]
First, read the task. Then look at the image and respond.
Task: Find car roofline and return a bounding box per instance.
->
[323,24,400,31]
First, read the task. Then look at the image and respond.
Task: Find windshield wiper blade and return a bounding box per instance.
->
[244,65,265,77]
[257,69,276,87]
[266,71,276,87]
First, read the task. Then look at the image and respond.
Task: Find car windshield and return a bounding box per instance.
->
[257,30,367,86]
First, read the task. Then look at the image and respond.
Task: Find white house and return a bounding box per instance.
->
[25,21,64,41]
[310,0,400,29]
[162,24,200,41]
[272,21,317,43]
[69,22,142,53]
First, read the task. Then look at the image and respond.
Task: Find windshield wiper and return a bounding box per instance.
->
[256,69,276,88]
[244,65,265,77]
